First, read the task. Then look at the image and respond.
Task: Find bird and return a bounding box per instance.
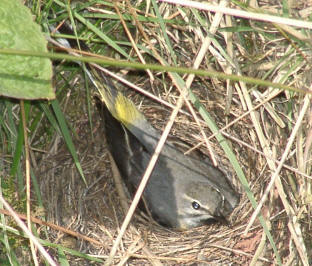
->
[56,23,240,230]
[94,73,240,229]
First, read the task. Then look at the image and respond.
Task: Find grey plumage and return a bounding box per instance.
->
[95,96,239,229]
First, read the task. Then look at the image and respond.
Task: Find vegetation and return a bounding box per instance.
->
[0,0,311,265]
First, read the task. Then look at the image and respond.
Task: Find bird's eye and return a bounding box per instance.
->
[192,201,200,210]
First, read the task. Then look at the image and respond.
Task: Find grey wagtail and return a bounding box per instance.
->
[56,23,240,229]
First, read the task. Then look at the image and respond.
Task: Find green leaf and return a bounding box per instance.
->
[0,0,54,100]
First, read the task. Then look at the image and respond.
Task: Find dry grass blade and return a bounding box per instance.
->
[105,91,186,265]
[246,94,311,265]
[20,100,39,266]
[0,197,57,266]
[161,0,312,29]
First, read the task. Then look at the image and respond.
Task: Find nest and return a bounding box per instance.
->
[35,70,265,265]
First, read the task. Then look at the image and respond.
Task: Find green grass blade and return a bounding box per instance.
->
[50,99,87,185]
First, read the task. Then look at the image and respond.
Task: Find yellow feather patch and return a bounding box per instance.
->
[114,92,142,126]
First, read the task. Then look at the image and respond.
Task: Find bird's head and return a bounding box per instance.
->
[175,181,237,229]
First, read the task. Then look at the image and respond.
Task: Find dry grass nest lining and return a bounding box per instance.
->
[36,75,267,265]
